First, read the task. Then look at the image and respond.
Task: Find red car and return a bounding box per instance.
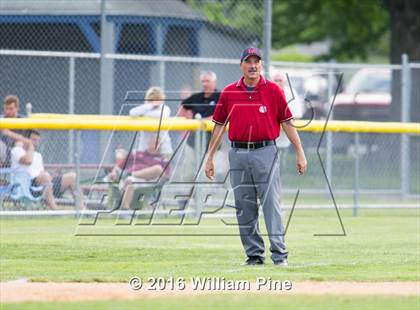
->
[333,68,391,121]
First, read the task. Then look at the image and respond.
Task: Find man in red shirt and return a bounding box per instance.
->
[205,47,307,266]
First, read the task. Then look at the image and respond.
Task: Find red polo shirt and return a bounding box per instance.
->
[212,75,293,142]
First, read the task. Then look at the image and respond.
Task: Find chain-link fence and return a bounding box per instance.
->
[0,0,419,213]
[1,126,418,213]
[1,59,419,212]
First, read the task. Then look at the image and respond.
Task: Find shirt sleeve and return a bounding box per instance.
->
[11,146,25,164]
[181,96,193,110]
[39,153,45,172]
[129,103,154,116]
[212,90,228,125]
[276,86,294,123]
[130,103,169,119]
[162,105,171,118]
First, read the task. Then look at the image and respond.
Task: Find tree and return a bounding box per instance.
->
[187,0,263,35]
[271,0,389,61]
[383,0,420,121]
[384,0,420,63]
[190,0,420,63]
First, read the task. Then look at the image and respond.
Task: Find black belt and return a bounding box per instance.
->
[231,140,275,150]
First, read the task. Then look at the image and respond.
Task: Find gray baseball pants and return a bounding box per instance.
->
[229,144,288,263]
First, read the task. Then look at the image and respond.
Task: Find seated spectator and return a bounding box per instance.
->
[0,95,31,167]
[10,130,85,210]
[129,87,172,158]
[107,136,170,209]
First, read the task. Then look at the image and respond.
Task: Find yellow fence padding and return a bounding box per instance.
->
[0,113,419,134]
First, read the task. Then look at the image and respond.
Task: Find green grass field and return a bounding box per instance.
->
[2,295,420,310]
[1,208,419,309]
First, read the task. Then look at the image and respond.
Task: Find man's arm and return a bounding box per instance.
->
[129,103,155,116]
[178,94,195,119]
[204,123,225,180]
[281,120,307,174]
[18,140,35,165]
[177,105,193,118]
[1,129,30,143]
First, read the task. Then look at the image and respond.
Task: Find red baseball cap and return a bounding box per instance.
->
[240,47,262,62]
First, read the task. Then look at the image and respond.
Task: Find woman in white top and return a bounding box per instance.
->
[129,87,173,157]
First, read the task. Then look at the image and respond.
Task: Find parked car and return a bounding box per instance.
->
[333,68,391,121]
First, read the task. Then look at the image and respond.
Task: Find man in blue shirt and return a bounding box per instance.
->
[0,95,30,167]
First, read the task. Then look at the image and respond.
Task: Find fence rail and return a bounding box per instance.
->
[1,115,419,134]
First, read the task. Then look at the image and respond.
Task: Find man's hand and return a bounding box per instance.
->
[21,137,32,146]
[204,123,224,181]
[205,158,215,180]
[296,151,307,175]
[18,139,35,165]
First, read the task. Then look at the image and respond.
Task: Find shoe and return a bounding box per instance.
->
[274,259,288,266]
[241,257,265,265]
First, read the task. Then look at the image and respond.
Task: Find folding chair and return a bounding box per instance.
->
[9,171,44,207]
[0,168,15,209]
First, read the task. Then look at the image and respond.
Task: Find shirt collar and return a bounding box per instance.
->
[236,75,267,89]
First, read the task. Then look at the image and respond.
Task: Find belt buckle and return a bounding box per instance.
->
[247,142,255,150]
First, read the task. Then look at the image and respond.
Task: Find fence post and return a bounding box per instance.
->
[68,57,75,164]
[100,0,115,163]
[159,62,166,90]
[263,0,272,78]
[401,54,411,199]
[194,114,203,217]
[326,61,335,194]
[200,119,208,218]
[353,132,360,216]
[74,130,81,216]
[156,24,166,89]
[201,121,207,156]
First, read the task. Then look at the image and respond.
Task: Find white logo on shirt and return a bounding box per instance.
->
[259,105,267,113]
[209,100,215,105]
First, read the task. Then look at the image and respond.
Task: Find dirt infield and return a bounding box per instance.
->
[1,281,419,303]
